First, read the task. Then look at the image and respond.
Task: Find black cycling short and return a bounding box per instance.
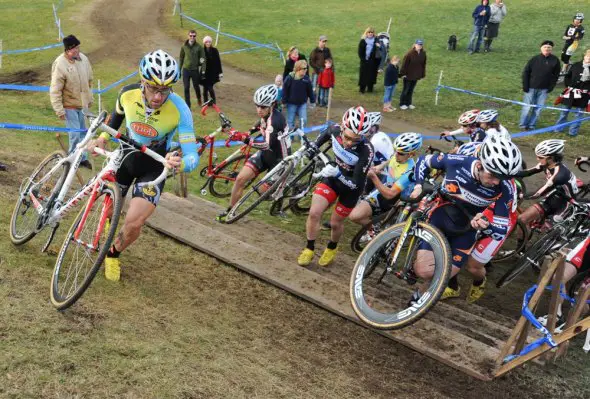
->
[245,150,281,176]
[315,176,362,210]
[364,192,397,214]
[535,191,569,217]
[116,148,166,206]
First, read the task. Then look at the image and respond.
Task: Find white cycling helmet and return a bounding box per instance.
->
[479,135,522,177]
[394,132,423,154]
[457,141,482,157]
[458,109,480,125]
[341,106,371,136]
[253,84,278,107]
[574,12,584,21]
[367,111,382,128]
[486,126,512,141]
[139,50,180,87]
[535,139,565,157]
[476,109,499,123]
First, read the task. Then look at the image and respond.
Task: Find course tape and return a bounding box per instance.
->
[0,71,138,94]
[96,71,138,94]
[0,122,85,133]
[436,85,590,114]
[180,14,279,52]
[220,46,271,55]
[0,42,62,55]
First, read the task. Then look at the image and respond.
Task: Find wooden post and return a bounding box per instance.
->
[554,284,590,359]
[172,0,178,16]
[275,42,286,65]
[0,40,3,69]
[181,172,188,198]
[325,87,333,122]
[55,133,84,185]
[97,79,102,113]
[543,259,565,361]
[435,70,443,105]
[179,1,183,28]
[386,17,392,35]
[57,19,61,41]
[215,21,221,47]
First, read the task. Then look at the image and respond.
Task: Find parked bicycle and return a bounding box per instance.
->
[10,111,170,310]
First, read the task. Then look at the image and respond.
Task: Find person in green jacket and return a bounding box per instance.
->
[179,30,206,108]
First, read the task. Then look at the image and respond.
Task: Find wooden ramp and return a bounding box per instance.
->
[146,193,523,380]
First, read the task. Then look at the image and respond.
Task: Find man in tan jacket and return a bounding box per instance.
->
[50,34,94,169]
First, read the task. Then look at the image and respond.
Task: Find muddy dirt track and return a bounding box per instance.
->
[1,0,589,397]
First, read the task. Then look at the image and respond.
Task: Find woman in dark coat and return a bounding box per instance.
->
[358,26,381,93]
[283,46,308,79]
[399,39,427,109]
[201,35,223,103]
[554,49,590,136]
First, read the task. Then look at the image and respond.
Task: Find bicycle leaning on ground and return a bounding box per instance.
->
[9,111,170,310]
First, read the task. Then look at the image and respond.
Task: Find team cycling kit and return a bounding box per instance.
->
[566,234,590,273]
[365,157,416,214]
[105,83,199,205]
[313,125,374,217]
[245,108,291,175]
[414,153,515,268]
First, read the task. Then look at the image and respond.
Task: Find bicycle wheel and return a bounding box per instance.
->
[496,228,562,288]
[350,207,401,254]
[493,219,529,262]
[270,159,318,216]
[350,222,452,330]
[50,180,122,310]
[567,270,590,300]
[225,161,294,224]
[209,154,248,198]
[10,151,68,245]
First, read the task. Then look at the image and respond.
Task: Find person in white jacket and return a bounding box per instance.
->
[484,0,507,52]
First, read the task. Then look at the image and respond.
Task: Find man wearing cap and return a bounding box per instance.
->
[519,40,561,130]
[309,35,332,95]
[50,34,94,169]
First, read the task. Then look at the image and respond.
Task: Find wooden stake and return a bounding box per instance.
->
[544,259,565,361]
[179,1,183,28]
[215,21,221,47]
[386,17,392,35]
[555,284,590,359]
[325,87,333,122]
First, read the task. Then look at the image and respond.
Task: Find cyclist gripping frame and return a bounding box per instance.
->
[88,50,199,281]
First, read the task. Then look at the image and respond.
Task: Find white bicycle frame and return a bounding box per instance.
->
[26,115,169,230]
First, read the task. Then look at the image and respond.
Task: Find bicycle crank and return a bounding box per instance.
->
[41,223,60,253]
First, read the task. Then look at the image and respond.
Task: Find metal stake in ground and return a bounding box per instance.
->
[326,87,333,122]
[435,70,443,105]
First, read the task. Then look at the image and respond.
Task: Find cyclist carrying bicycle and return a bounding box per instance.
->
[216,84,290,222]
[349,132,422,236]
[440,109,484,142]
[89,50,199,281]
[298,106,374,267]
[517,139,579,230]
[475,109,511,140]
[410,135,523,304]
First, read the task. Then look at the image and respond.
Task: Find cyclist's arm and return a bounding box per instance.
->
[99,91,126,142]
[337,143,374,191]
[516,164,542,178]
[176,101,200,173]
[371,173,404,200]
[314,124,339,147]
[444,128,463,136]
[413,153,448,184]
[484,180,514,240]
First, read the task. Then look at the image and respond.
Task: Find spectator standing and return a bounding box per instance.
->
[309,35,332,95]
[201,36,223,103]
[467,0,491,54]
[383,55,400,112]
[519,40,561,130]
[399,40,427,110]
[179,29,206,108]
[50,34,93,169]
[559,13,585,77]
[358,27,381,93]
[275,74,284,112]
[554,50,590,137]
[317,58,335,107]
[283,47,308,79]
[283,60,315,129]
[484,0,507,52]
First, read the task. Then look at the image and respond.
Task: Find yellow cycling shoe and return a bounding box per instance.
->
[318,246,338,266]
[297,248,314,266]
[467,277,487,304]
[441,286,461,300]
[104,256,121,282]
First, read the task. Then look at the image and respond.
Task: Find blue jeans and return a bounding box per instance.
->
[65,108,88,161]
[383,84,397,104]
[286,103,307,130]
[467,25,485,52]
[555,106,585,136]
[311,73,318,91]
[318,87,330,106]
[519,89,548,129]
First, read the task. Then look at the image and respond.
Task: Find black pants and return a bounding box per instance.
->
[399,79,418,107]
[182,69,201,108]
[202,83,216,103]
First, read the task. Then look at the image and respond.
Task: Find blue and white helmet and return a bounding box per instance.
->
[457,141,482,157]
[394,132,423,154]
[139,50,180,87]
[476,109,499,123]
[367,111,382,128]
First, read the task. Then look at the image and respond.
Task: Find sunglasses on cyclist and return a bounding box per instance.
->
[145,84,172,96]
[340,131,361,143]
[255,104,269,110]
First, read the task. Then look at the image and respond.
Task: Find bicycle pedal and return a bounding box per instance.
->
[41,223,60,253]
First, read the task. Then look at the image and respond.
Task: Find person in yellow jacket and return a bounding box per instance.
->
[49,34,94,169]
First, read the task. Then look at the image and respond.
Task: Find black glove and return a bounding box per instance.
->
[305,142,320,158]
[242,134,251,145]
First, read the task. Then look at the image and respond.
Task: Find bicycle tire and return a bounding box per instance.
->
[567,270,590,300]
[270,159,318,216]
[10,151,68,245]
[493,219,529,262]
[209,154,248,198]
[225,161,294,224]
[350,207,401,254]
[50,180,122,310]
[496,228,562,288]
[350,222,452,330]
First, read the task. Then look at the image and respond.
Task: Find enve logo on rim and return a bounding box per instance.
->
[131,122,158,138]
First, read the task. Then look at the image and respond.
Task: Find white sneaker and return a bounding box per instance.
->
[400,105,408,110]
[408,105,416,110]
[359,229,375,244]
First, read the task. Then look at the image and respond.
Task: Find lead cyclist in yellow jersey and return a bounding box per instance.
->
[90,50,199,281]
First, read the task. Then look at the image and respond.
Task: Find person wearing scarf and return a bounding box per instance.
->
[283,47,309,79]
[555,49,590,136]
[358,27,381,93]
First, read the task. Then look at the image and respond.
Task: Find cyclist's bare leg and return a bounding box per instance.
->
[518,205,541,225]
[112,197,156,252]
[229,166,256,207]
[329,210,347,243]
[465,257,486,281]
[415,249,460,292]
[349,201,372,226]
[306,194,330,240]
